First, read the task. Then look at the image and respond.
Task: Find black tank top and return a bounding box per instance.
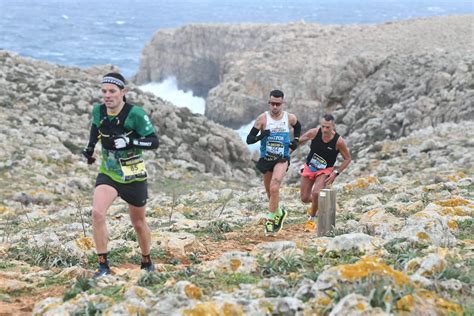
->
[98,103,140,150]
[305,128,340,172]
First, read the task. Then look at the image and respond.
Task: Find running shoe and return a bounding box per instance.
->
[141,262,155,272]
[264,219,275,236]
[93,265,111,278]
[273,207,288,233]
[304,219,316,232]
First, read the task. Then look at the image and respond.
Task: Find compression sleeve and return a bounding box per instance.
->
[293,120,301,139]
[87,124,99,149]
[131,132,159,150]
[246,127,260,144]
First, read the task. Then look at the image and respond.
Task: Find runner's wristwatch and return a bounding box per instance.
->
[333,170,340,176]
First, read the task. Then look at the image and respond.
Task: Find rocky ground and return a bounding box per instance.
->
[135,15,473,135]
[0,15,473,315]
[0,120,472,315]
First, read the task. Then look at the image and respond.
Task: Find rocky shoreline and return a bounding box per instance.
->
[135,15,473,155]
[0,14,473,315]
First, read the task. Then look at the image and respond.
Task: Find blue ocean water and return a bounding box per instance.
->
[1,0,472,78]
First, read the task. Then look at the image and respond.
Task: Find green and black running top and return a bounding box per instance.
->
[92,103,156,183]
[306,128,340,172]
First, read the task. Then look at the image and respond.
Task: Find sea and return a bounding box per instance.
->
[1,0,472,146]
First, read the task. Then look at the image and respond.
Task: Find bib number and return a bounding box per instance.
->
[265,141,284,161]
[119,155,147,181]
[309,154,327,172]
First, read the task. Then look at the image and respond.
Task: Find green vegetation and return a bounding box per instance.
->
[188,220,234,241]
[8,243,80,269]
[454,219,473,240]
[37,276,70,288]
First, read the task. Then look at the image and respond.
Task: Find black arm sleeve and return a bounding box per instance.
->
[131,132,159,150]
[87,124,99,149]
[246,127,260,144]
[292,120,301,139]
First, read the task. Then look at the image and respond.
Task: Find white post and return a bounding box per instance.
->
[317,189,336,237]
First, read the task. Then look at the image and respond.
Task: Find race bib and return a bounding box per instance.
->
[265,141,284,161]
[119,155,147,181]
[308,153,327,172]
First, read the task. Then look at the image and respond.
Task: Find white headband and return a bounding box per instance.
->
[102,76,125,88]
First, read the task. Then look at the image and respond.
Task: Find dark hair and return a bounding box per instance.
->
[102,72,127,102]
[270,89,284,98]
[322,114,335,122]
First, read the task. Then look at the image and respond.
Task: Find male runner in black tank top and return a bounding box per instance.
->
[297,114,351,232]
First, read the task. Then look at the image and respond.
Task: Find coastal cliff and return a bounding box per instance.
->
[135,15,473,152]
[0,50,254,206]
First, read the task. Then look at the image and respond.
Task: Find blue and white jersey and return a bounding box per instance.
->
[260,111,291,161]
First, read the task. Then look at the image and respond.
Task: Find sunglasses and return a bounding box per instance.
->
[268,102,283,107]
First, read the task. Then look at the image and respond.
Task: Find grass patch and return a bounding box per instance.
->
[454,219,473,240]
[86,245,133,268]
[63,276,93,301]
[8,243,80,269]
[330,275,415,314]
[191,220,233,241]
[300,248,365,280]
[0,294,11,302]
[258,251,304,277]
[99,285,125,301]
[215,272,260,290]
[37,276,70,288]
[0,262,15,269]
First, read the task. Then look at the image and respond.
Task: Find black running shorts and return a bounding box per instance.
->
[256,158,290,174]
[95,173,148,207]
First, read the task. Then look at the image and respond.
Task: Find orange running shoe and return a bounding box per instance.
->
[304,220,316,232]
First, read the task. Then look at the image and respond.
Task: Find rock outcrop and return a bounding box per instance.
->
[134,15,474,150]
[1,120,471,315]
[0,50,254,205]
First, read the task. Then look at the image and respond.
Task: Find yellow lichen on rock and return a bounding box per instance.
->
[413,211,431,219]
[416,232,430,241]
[229,258,241,272]
[396,294,414,312]
[221,302,244,316]
[447,172,466,182]
[343,183,354,191]
[405,258,421,273]
[183,302,219,316]
[153,206,166,216]
[417,290,463,315]
[356,302,366,310]
[366,209,381,218]
[441,206,468,216]
[435,198,470,207]
[75,236,95,250]
[185,284,203,300]
[355,178,370,189]
[316,296,332,306]
[447,219,458,230]
[339,256,410,285]
[126,306,146,315]
[0,205,8,214]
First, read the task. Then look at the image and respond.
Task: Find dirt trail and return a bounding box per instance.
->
[0,278,67,316]
[197,222,311,261]
[0,222,311,315]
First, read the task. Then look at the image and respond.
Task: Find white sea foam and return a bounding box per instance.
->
[236,120,259,153]
[427,6,444,12]
[139,77,205,115]
[139,77,259,150]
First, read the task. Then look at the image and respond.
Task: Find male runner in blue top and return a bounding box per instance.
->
[246,90,301,236]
